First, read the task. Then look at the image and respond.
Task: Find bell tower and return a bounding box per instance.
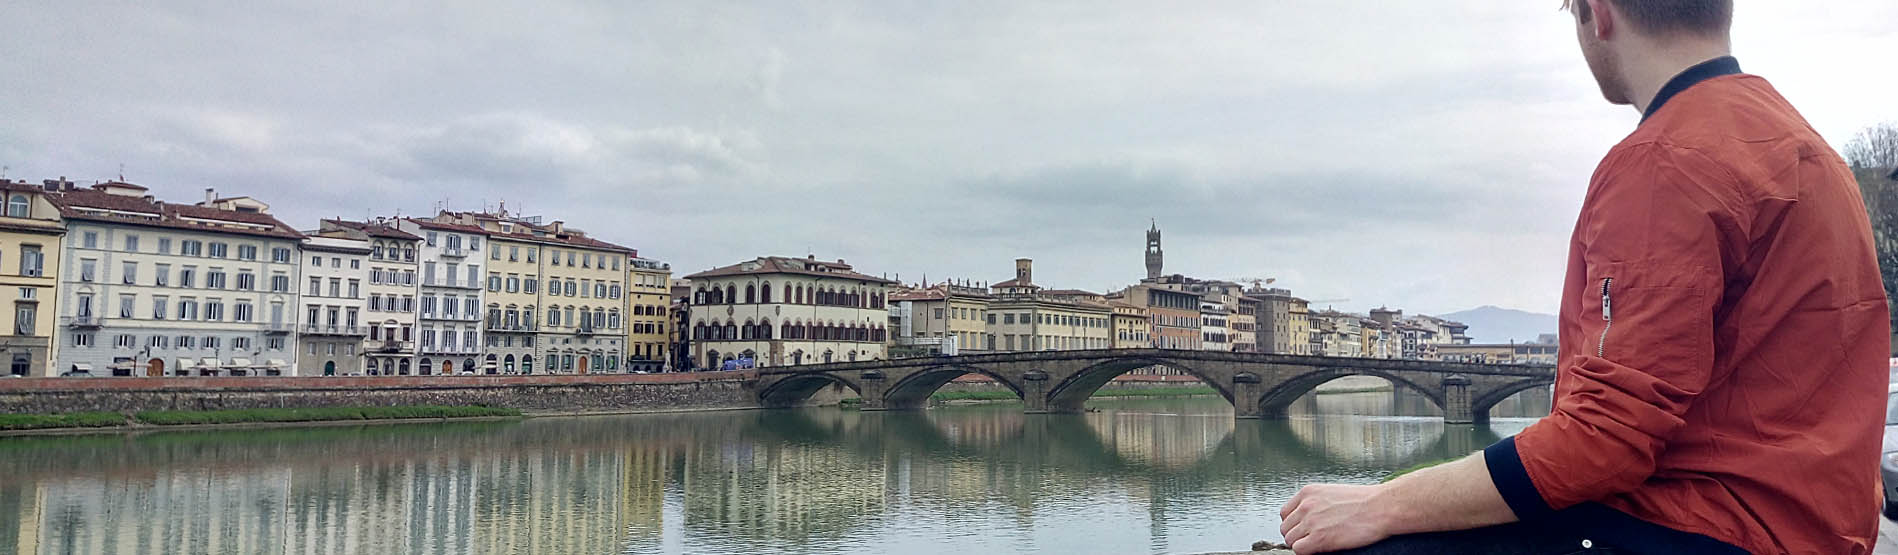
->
[1144,220,1164,279]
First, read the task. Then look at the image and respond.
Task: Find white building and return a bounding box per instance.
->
[1199,301,1232,351]
[316,219,420,375]
[296,234,370,376]
[685,256,892,368]
[51,184,303,376]
[396,218,486,375]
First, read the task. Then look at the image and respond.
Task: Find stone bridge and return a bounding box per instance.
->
[753,348,1556,424]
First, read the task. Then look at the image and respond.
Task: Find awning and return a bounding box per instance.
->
[229,358,253,368]
[176,359,198,369]
[70,363,94,372]
[200,358,220,368]
[108,359,136,370]
[266,359,288,368]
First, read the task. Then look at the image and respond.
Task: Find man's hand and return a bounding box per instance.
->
[1279,483,1393,553]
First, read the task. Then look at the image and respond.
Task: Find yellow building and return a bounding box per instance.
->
[0,182,61,375]
[626,256,671,368]
[985,259,1112,352]
[1109,301,1150,349]
[1288,297,1311,355]
[890,282,992,355]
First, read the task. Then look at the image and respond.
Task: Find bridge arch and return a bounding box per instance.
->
[758,373,861,408]
[1044,356,1234,413]
[1469,378,1555,422]
[882,364,1023,410]
[1254,367,1445,418]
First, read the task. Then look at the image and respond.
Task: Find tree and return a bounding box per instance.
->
[1844,123,1898,329]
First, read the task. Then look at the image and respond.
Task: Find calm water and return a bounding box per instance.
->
[0,390,1545,555]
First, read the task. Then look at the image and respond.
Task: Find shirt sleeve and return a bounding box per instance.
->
[1487,143,1729,517]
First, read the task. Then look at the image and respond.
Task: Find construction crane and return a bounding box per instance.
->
[1228,277,1276,289]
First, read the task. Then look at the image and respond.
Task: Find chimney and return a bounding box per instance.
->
[203,187,216,205]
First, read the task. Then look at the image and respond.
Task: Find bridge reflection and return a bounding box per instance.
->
[0,394,1539,554]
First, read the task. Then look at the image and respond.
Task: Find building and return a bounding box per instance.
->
[1287,297,1311,355]
[686,256,893,368]
[0,181,63,376]
[1232,296,1260,353]
[1437,341,1558,365]
[627,256,672,370]
[397,218,487,375]
[889,281,992,356]
[1109,301,1151,349]
[1199,300,1231,351]
[1144,220,1164,280]
[1121,283,1200,350]
[1246,287,1297,354]
[317,219,420,375]
[296,233,370,375]
[986,259,1112,352]
[51,184,303,376]
[669,279,692,370]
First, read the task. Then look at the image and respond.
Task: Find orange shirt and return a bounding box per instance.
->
[1483,57,1891,554]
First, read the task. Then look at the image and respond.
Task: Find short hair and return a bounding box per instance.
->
[1563,0,1733,37]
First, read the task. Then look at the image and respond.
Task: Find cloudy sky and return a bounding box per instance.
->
[3,2,1894,316]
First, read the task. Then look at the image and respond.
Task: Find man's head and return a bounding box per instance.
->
[1564,0,1733,105]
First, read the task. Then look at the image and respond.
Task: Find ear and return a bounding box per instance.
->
[1585,0,1615,40]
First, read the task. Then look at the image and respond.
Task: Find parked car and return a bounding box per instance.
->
[1883,383,1898,518]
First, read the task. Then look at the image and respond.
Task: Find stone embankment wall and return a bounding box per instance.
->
[0,372,771,415]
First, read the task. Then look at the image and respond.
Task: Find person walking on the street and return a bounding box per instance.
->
[1278,1,1891,553]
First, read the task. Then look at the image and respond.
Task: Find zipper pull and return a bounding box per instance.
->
[1600,278,1613,321]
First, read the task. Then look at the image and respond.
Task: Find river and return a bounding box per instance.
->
[0,389,1548,554]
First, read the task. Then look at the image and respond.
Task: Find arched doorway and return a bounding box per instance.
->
[504,354,516,373]
[462,358,475,374]
[419,359,433,375]
[521,355,534,374]
[578,355,589,374]
[146,358,163,377]
[791,350,804,365]
[822,350,833,363]
[439,359,451,375]
[323,361,336,376]
[486,354,499,374]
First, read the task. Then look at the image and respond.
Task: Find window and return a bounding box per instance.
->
[19,245,42,277]
[507,276,520,293]
[526,248,536,263]
[270,275,288,293]
[272,247,291,263]
[426,231,438,246]
[147,335,167,348]
[347,279,360,298]
[238,245,257,260]
[123,235,139,252]
[237,272,255,291]
[488,274,501,291]
[234,302,252,322]
[151,296,168,320]
[491,245,501,259]
[177,335,193,349]
[181,240,202,256]
[178,299,198,320]
[79,259,96,282]
[309,277,321,296]
[349,259,359,269]
[595,283,606,298]
[115,334,135,348]
[5,195,26,218]
[14,303,33,335]
[118,294,135,318]
[330,257,341,268]
[208,242,227,258]
[121,261,137,284]
[82,231,97,249]
[232,337,250,350]
[72,333,93,347]
[203,336,220,350]
[207,269,226,289]
[155,264,170,287]
[179,267,196,288]
[310,256,321,266]
[205,300,223,321]
[509,246,519,261]
[158,238,172,254]
[524,278,537,294]
[267,337,284,350]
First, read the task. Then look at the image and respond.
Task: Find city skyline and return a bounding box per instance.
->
[3,2,1895,316]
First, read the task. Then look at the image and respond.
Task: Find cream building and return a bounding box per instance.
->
[0,181,63,376]
[985,259,1112,352]
[296,234,370,375]
[687,256,893,367]
[51,183,303,376]
[318,219,419,375]
[1288,297,1311,356]
[434,210,638,375]
[1109,301,1150,349]
[890,282,992,355]
[1199,300,1231,351]
[627,256,672,370]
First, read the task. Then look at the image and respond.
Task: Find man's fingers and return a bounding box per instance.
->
[1280,505,1304,538]
[1283,521,1309,552]
[1280,486,1310,518]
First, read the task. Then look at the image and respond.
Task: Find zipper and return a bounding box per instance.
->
[1597,277,1614,357]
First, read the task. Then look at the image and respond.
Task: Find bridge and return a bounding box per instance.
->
[753,348,1557,424]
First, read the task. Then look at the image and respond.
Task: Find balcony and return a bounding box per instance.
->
[418,344,481,355]
[487,322,538,333]
[301,324,367,336]
[575,325,596,336]
[422,279,482,290]
[367,340,412,353]
[419,312,482,322]
[264,322,294,334]
[65,315,101,328]
[439,246,468,258]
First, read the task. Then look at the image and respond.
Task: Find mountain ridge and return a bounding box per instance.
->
[1433,305,1557,345]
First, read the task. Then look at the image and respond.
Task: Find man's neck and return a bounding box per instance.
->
[1622,40,1733,114]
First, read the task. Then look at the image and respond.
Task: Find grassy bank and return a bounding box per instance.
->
[0,406,521,432]
[134,406,520,425]
[0,412,129,431]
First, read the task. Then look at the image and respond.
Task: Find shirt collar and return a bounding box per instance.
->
[1642,56,1741,123]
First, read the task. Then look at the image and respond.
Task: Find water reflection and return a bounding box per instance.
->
[0,389,1545,554]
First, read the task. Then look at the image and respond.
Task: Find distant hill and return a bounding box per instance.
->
[1435,306,1557,345]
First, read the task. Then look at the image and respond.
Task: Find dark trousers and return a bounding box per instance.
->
[1325,520,1615,555]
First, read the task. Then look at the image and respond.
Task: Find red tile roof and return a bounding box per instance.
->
[322,219,421,241]
[686,256,894,284]
[51,186,302,239]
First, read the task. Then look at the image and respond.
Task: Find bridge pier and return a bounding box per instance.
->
[1441,374,1474,424]
[1231,372,1263,419]
[1021,370,1052,414]
[857,370,890,411]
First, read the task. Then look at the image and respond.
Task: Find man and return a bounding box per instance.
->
[1278,1,1889,553]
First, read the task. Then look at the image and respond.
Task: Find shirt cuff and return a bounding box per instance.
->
[1484,436,1553,520]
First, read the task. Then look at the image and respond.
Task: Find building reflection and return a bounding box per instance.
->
[0,393,1544,554]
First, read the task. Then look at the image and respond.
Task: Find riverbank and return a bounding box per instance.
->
[0,406,521,436]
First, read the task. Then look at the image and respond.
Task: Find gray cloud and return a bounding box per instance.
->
[2,1,1894,316]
